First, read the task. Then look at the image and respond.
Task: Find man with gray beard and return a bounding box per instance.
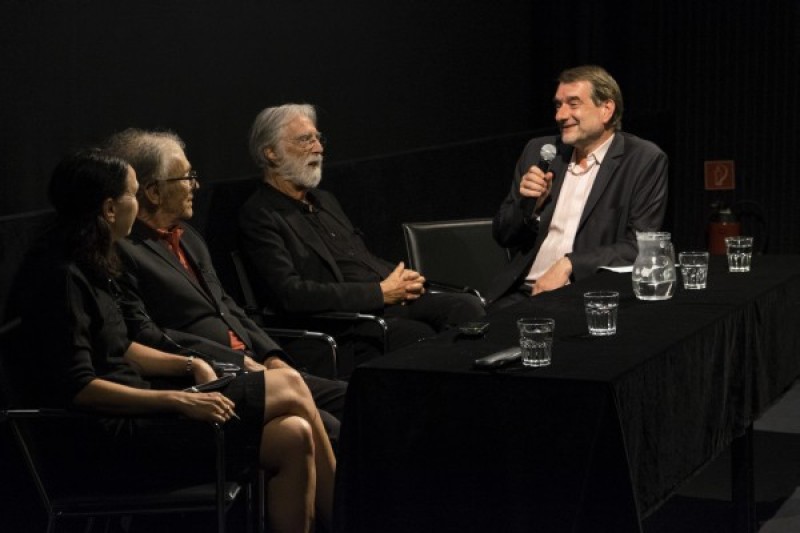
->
[239,104,485,377]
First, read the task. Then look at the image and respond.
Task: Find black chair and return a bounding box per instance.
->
[402,218,510,306]
[260,328,340,379]
[231,250,387,379]
[195,177,386,377]
[192,178,348,378]
[0,318,261,533]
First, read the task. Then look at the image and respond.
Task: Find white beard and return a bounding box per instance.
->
[276,153,323,189]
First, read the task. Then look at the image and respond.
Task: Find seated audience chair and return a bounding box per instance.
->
[0,318,262,533]
[231,250,387,379]
[260,325,339,380]
[402,218,510,306]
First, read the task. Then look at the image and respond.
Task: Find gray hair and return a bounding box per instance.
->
[558,65,624,131]
[249,104,317,168]
[103,128,186,217]
[103,128,185,188]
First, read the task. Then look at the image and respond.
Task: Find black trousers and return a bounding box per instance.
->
[284,291,485,380]
[301,371,347,447]
[382,290,485,350]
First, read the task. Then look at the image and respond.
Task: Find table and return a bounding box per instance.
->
[334,255,800,533]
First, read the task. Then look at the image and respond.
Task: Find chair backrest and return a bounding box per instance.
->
[0,317,36,408]
[0,318,74,510]
[402,218,510,299]
[0,319,15,408]
[193,176,261,303]
[0,210,57,323]
[231,249,259,311]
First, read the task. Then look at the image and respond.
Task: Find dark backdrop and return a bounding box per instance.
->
[0,0,541,213]
[1,2,800,529]
[1,1,798,253]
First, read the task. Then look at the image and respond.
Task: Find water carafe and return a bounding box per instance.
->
[632,231,676,301]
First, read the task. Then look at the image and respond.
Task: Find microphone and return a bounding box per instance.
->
[522,144,558,218]
[538,143,557,172]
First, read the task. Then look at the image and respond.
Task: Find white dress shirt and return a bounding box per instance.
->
[526,134,615,281]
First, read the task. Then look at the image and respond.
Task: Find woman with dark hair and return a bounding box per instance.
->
[12,150,335,533]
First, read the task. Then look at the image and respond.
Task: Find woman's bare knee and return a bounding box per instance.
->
[264,369,316,421]
[260,415,314,473]
[279,367,310,396]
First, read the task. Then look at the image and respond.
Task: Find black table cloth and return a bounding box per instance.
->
[334,255,800,532]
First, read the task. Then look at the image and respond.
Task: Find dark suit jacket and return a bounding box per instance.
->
[116,220,283,367]
[488,132,668,302]
[238,183,392,315]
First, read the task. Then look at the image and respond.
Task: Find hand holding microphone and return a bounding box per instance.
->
[520,144,557,218]
[520,166,552,199]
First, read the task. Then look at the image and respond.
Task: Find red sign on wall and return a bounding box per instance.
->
[704,160,735,190]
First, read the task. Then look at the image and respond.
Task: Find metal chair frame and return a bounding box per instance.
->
[231,250,388,376]
[0,319,261,533]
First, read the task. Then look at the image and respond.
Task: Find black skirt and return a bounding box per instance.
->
[49,371,266,492]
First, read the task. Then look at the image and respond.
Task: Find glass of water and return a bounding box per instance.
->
[678,251,709,289]
[583,291,619,336]
[725,236,754,272]
[516,318,555,367]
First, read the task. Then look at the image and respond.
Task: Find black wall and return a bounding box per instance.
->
[1,0,798,251]
[1,2,799,529]
[0,1,541,212]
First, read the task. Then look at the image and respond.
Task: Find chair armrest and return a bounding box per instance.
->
[263,311,388,356]
[237,302,340,376]
[311,311,386,325]
[425,281,486,307]
[261,328,338,378]
[308,312,388,354]
[1,408,223,426]
[1,408,74,422]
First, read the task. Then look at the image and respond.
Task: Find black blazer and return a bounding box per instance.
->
[116,220,283,367]
[488,132,668,301]
[238,183,392,315]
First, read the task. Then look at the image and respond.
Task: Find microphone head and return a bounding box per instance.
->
[540,143,557,163]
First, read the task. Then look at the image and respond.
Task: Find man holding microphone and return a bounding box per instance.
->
[487,65,669,310]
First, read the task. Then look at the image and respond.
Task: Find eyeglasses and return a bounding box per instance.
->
[157,170,199,187]
[287,132,326,149]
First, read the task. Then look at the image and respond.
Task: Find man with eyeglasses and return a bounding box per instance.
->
[239,104,485,375]
[104,128,347,439]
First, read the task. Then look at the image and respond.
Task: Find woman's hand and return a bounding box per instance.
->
[71,378,239,423]
[175,391,237,424]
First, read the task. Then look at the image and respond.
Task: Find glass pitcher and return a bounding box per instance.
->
[632,231,676,301]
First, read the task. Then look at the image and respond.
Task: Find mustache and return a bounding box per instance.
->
[276,153,323,189]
